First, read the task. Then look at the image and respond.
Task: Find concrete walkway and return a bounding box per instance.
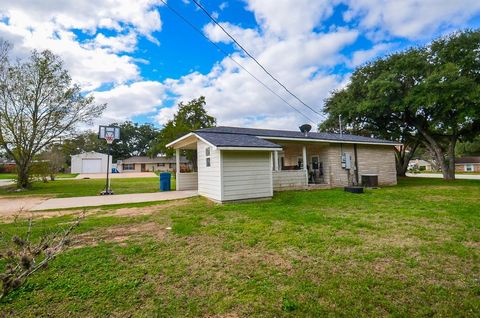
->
[406,173,480,180]
[32,190,198,211]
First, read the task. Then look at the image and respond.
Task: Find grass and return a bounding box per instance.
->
[0,173,78,179]
[0,176,175,198]
[0,178,479,317]
[414,171,480,175]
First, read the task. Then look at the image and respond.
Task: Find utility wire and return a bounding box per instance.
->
[158,0,316,123]
[191,0,325,119]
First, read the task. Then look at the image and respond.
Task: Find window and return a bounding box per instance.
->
[123,163,134,170]
[465,163,474,172]
[157,163,165,167]
[206,147,211,167]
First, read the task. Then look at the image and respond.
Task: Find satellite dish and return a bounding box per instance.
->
[299,124,312,136]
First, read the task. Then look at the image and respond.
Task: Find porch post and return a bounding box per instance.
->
[176,148,180,190]
[302,145,308,184]
[273,151,279,171]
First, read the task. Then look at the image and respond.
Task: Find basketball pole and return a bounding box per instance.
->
[105,142,111,194]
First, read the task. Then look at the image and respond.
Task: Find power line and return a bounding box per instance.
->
[190,0,325,119]
[158,0,316,123]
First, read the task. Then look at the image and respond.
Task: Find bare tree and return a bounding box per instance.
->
[0,39,105,188]
[40,145,66,181]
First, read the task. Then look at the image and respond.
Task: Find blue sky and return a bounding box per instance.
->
[1,0,480,130]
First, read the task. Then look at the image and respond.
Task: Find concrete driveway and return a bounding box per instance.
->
[75,172,158,179]
[406,173,480,180]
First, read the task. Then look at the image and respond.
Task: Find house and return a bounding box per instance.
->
[0,158,16,173]
[71,151,111,174]
[167,126,400,203]
[117,156,190,173]
[408,159,433,171]
[455,156,480,172]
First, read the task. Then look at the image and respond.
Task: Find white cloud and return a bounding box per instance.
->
[89,32,138,53]
[246,0,336,37]
[0,0,162,36]
[349,42,396,67]
[342,0,480,39]
[92,81,165,124]
[0,0,162,90]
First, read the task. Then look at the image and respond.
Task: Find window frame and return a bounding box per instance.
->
[123,163,135,171]
[465,163,474,172]
[206,147,211,167]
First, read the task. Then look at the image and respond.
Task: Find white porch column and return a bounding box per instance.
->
[273,151,279,171]
[302,145,308,184]
[176,148,180,190]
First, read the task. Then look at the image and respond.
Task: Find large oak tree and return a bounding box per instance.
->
[0,41,105,188]
[321,30,480,179]
[150,96,216,170]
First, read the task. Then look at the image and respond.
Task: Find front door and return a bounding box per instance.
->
[141,164,146,172]
[311,156,319,170]
[310,156,320,183]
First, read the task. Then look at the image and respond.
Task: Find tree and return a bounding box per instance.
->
[0,41,105,188]
[107,121,159,160]
[456,136,480,156]
[321,30,480,180]
[40,145,66,181]
[150,96,216,169]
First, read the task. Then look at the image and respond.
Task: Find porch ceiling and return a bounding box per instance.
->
[170,134,197,150]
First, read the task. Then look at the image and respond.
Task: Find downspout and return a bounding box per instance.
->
[353,144,359,185]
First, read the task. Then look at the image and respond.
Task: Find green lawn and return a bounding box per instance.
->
[0,176,174,198]
[0,173,79,180]
[1,178,479,317]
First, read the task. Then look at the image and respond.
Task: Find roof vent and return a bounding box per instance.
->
[299,124,312,137]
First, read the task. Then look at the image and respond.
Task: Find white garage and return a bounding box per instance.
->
[71,151,111,174]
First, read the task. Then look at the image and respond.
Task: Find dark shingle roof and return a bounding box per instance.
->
[456,156,480,164]
[196,131,281,148]
[195,126,398,145]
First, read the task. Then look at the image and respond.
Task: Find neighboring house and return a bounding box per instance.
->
[167,126,400,203]
[455,157,480,172]
[408,159,433,171]
[117,156,190,173]
[0,158,16,173]
[71,151,111,174]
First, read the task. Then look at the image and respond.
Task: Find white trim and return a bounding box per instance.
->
[166,132,216,149]
[219,150,224,202]
[166,132,194,148]
[217,146,282,151]
[257,136,402,146]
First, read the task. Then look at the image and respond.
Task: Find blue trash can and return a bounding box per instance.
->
[160,172,171,191]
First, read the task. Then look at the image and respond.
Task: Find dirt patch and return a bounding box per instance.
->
[463,241,480,248]
[371,257,398,273]
[101,200,189,217]
[231,248,293,273]
[74,221,168,247]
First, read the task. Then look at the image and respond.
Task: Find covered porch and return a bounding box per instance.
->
[271,141,331,191]
[172,134,199,191]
